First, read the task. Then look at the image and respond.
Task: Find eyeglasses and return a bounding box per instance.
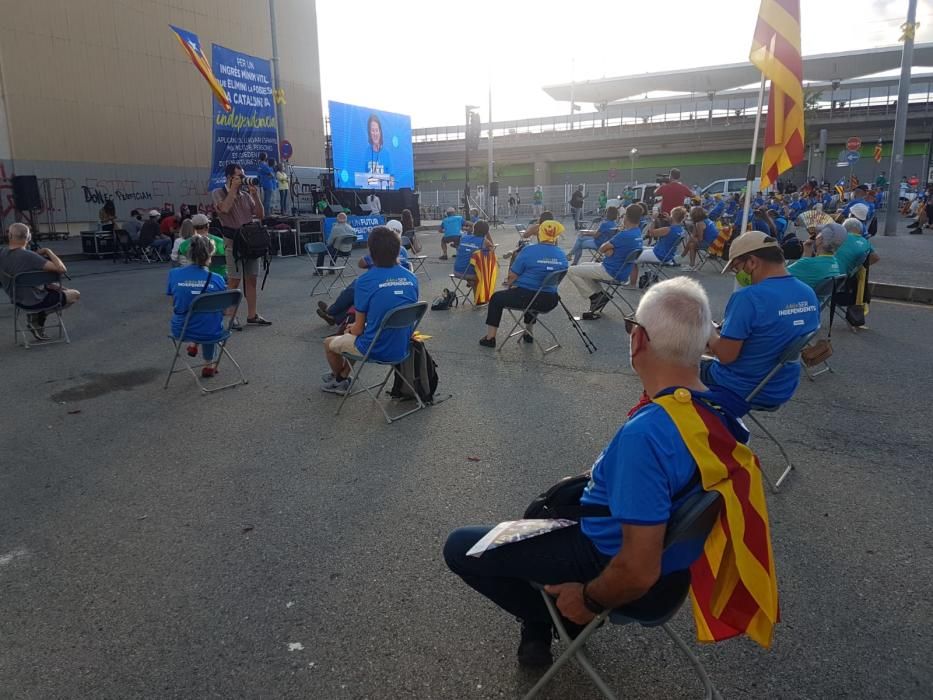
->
[623,316,650,341]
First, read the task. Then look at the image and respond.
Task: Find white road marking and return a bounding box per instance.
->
[287,642,304,652]
[0,548,29,568]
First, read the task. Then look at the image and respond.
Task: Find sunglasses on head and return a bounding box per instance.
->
[623,316,650,340]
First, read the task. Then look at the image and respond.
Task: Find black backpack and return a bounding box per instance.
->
[389,339,438,404]
[234,223,270,261]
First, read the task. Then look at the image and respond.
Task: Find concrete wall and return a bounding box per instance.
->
[0,0,323,226]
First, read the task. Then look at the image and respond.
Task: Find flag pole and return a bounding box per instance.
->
[740,71,768,235]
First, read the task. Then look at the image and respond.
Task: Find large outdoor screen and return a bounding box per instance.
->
[329,101,414,191]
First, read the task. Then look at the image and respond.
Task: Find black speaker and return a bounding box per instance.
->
[489,181,499,197]
[12,175,41,211]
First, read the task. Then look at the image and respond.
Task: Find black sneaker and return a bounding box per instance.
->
[517,622,553,668]
[479,336,496,348]
[522,332,534,344]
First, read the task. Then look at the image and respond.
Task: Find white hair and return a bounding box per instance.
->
[8,222,29,241]
[635,277,712,367]
[842,217,863,235]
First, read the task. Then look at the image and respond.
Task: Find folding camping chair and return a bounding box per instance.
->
[407,255,430,279]
[306,241,348,297]
[497,269,567,356]
[522,490,724,700]
[163,289,247,394]
[335,301,429,424]
[592,249,642,317]
[694,244,726,272]
[804,275,847,380]
[636,236,683,289]
[743,330,818,492]
[8,270,71,348]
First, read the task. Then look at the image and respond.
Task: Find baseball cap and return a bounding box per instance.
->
[191,213,210,227]
[856,184,869,192]
[385,219,403,234]
[723,230,781,274]
[849,203,870,221]
[148,209,160,217]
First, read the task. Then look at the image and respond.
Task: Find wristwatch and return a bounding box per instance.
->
[582,582,607,614]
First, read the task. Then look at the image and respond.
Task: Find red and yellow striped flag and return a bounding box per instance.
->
[654,394,779,648]
[471,249,499,305]
[873,140,883,163]
[750,0,805,191]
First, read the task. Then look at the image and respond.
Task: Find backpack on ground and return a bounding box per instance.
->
[430,288,456,311]
[389,339,438,404]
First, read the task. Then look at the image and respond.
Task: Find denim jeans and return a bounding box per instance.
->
[262,187,274,216]
[317,246,338,268]
[699,358,752,417]
[570,236,599,264]
[443,523,610,626]
[278,189,288,214]
[327,282,356,325]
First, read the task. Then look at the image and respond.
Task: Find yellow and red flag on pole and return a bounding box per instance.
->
[169,25,232,113]
[654,393,779,648]
[873,140,883,163]
[749,0,804,190]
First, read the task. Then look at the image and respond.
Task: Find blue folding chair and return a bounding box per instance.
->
[335,301,429,423]
[8,270,71,348]
[164,289,247,394]
[523,490,724,700]
[305,241,348,297]
[743,329,818,492]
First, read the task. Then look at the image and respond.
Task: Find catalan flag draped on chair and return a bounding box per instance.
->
[471,250,499,305]
[655,394,779,649]
[169,25,232,113]
[749,0,804,190]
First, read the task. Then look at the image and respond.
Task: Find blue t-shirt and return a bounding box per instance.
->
[166,266,227,341]
[602,227,642,279]
[453,234,486,275]
[580,389,749,572]
[512,243,568,293]
[362,247,412,271]
[653,224,684,262]
[594,220,618,246]
[257,161,276,190]
[440,215,464,238]
[353,265,419,362]
[842,198,875,221]
[707,200,725,221]
[709,276,819,407]
[700,219,719,246]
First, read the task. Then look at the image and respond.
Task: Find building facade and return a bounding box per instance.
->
[0,0,323,227]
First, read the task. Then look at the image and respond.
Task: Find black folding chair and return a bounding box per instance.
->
[164,289,247,394]
[7,270,71,348]
[498,269,567,356]
[805,275,847,380]
[335,301,429,424]
[743,330,818,492]
[593,249,642,317]
[523,490,724,700]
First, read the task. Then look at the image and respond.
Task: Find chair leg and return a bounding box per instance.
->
[530,317,561,355]
[747,412,793,492]
[560,299,597,353]
[164,339,184,389]
[522,592,616,700]
[660,622,721,700]
[497,309,525,352]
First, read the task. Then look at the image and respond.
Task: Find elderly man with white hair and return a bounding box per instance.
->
[316,211,357,272]
[836,217,880,276]
[443,277,749,668]
[0,223,80,340]
[788,222,844,290]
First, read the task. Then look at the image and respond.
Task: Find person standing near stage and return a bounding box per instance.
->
[276,163,289,214]
[211,163,269,328]
[367,191,382,215]
[257,153,276,217]
[532,186,544,218]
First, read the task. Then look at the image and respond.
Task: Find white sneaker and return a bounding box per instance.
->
[321,377,351,395]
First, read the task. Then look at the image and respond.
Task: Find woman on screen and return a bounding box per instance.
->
[366,112,392,181]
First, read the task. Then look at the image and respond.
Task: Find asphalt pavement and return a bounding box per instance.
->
[1,224,931,699]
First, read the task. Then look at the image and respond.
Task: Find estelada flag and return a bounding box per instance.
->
[470,249,498,305]
[653,392,779,648]
[874,140,883,163]
[749,0,804,190]
[169,25,232,113]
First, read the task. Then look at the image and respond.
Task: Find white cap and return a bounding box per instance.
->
[148,209,160,217]
[385,219,403,234]
[849,203,870,221]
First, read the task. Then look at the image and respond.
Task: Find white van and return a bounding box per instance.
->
[700,178,761,197]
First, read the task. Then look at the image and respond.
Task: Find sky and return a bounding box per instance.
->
[316,0,933,129]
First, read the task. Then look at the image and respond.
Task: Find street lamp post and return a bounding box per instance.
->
[630,147,638,184]
[465,104,479,217]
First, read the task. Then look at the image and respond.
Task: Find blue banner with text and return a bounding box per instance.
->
[324,215,386,244]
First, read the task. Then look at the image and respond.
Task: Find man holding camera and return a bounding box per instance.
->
[211,163,269,327]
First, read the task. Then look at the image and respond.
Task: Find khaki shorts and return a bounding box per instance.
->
[325,333,363,357]
[223,239,260,277]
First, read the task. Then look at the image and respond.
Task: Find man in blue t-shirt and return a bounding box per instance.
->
[841,184,875,223]
[257,152,277,216]
[322,226,419,394]
[566,204,643,319]
[452,220,493,288]
[446,277,748,668]
[569,206,620,265]
[704,231,819,415]
[438,208,465,260]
